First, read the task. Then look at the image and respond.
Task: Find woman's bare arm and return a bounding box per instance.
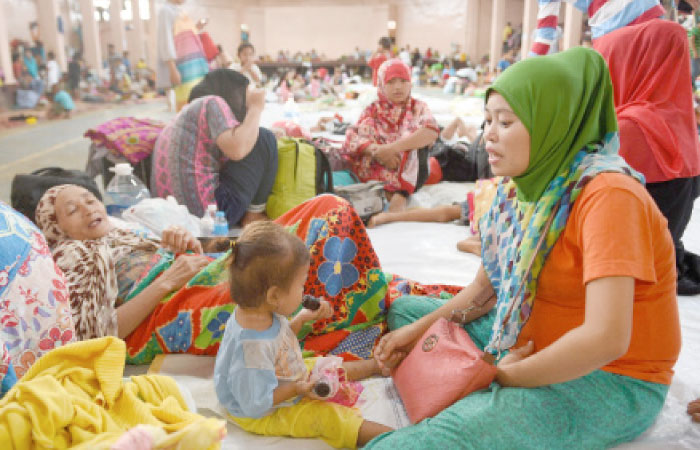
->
[496,276,634,387]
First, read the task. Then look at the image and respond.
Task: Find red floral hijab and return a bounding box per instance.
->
[344,59,439,155]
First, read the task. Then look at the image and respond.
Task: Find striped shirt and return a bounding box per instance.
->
[530,0,665,56]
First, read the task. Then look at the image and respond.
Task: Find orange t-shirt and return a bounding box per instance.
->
[515,173,681,385]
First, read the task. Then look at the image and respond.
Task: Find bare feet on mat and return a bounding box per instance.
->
[240,211,268,228]
[387,192,407,212]
[457,235,481,255]
[367,212,390,228]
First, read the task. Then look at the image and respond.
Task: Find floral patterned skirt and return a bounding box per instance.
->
[124,194,462,364]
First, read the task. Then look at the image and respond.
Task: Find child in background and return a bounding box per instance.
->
[309,74,321,98]
[214,222,397,448]
[47,82,75,119]
[46,51,60,91]
[230,42,263,87]
[276,71,293,103]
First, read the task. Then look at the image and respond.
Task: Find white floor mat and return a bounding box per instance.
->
[144,90,700,448]
[146,189,700,449]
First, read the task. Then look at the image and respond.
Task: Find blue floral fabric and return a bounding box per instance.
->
[317,236,360,296]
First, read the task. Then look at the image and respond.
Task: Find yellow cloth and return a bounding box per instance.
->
[174,78,203,112]
[230,358,363,449]
[503,25,513,42]
[0,337,224,449]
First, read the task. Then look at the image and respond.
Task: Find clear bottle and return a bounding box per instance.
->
[105,163,150,217]
[283,97,300,121]
[213,211,229,237]
[200,204,217,237]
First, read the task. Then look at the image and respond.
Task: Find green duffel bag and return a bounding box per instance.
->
[266,137,334,219]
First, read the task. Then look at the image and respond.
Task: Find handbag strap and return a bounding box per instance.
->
[493,198,562,359]
[32,167,68,176]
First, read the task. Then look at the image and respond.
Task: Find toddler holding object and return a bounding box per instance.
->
[214,221,397,448]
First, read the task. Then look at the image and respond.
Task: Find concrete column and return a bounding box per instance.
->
[234,5,245,48]
[388,3,398,46]
[465,0,480,62]
[37,0,68,69]
[61,0,76,56]
[147,0,156,68]
[489,0,505,72]
[109,0,126,53]
[131,0,146,61]
[79,0,102,74]
[0,3,16,85]
[520,0,538,59]
[562,2,583,50]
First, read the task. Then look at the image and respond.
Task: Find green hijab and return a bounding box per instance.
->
[486,47,619,202]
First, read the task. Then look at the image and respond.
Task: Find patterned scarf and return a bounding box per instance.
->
[35,185,158,340]
[481,136,643,354]
[479,48,644,355]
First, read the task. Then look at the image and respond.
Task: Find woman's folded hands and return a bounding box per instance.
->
[370,143,401,169]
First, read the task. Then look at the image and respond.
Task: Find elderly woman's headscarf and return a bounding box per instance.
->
[35,184,72,248]
[35,185,157,341]
[479,47,643,356]
[188,68,249,122]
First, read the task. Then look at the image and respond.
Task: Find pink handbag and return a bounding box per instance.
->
[391,317,497,423]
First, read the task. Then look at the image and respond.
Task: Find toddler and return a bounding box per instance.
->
[214,221,396,448]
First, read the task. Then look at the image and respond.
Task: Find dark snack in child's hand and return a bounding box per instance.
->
[302,294,321,311]
[313,380,331,398]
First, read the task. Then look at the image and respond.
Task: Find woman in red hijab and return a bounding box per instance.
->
[595,19,700,295]
[343,59,440,212]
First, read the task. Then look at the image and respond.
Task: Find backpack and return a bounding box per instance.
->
[430,133,492,182]
[11,167,102,223]
[334,180,386,222]
[266,137,334,219]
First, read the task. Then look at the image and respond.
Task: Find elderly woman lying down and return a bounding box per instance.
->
[34,186,429,365]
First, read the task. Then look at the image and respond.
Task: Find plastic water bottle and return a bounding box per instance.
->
[283,97,300,121]
[200,204,217,237]
[213,211,229,237]
[105,163,150,217]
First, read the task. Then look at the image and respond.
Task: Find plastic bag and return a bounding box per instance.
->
[121,196,201,238]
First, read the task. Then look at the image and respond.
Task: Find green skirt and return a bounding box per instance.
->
[366,295,668,450]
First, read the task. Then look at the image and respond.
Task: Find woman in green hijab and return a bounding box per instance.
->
[368,47,680,448]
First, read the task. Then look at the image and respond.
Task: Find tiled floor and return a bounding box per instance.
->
[0,99,175,204]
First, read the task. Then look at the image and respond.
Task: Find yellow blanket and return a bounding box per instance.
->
[0,337,224,449]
